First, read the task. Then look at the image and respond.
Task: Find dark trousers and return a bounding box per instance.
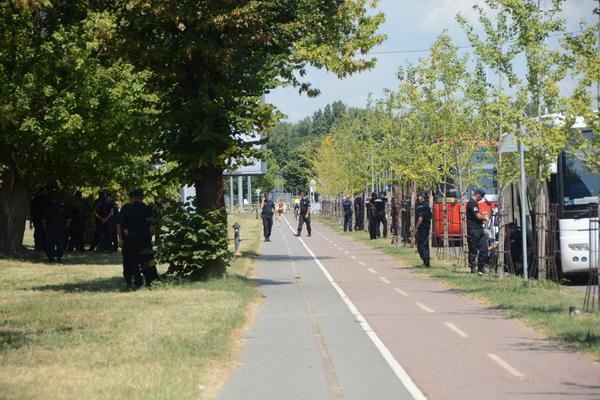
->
[467,228,488,272]
[32,218,46,251]
[125,235,153,287]
[46,222,66,261]
[378,212,387,238]
[90,218,103,251]
[343,212,353,232]
[417,228,430,265]
[297,214,311,235]
[262,214,273,239]
[355,210,364,230]
[102,218,115,251]
[368,214,378,239]
[68,219,85,251]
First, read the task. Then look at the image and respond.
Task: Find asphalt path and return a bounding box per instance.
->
[220,216,600,400]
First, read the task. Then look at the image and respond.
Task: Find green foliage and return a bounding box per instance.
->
[117,1,386,185]
[156,202,232,280]
[0,4,160,193]
[269,101,351,192]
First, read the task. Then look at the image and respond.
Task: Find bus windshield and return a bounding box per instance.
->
[561,153,600,207]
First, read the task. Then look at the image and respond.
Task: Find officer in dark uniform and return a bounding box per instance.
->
[377,192,388,239]
[341,196,353,232]
[368,192,379,239]
[90,191,107,251]
[400,197,411,244]
[67,191,86,252]
[260,193,276,242]
[415,191,432,267]
[354,192,364,231]
[120,189,155,288]
[43,196,72,263]
[296,191,312,237]
[30,193,49,251]
[117,193,134,288]
[105,193,119,252]
[466,189,489,275]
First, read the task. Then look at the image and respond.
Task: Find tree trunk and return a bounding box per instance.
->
[193,165,227,279]
[0,154,30,253]
[536,180,548,280]
[442,181,449,260]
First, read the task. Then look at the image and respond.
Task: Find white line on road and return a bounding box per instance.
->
[358,261,367,266]
[444,322,469,338]
[416,302,435,313]
[368,268,378,274]
[283,216,427,400]
[394,288,409,297]
[339,247,344,250]
[350,255,357,259]
[487,354,526,379]
[344,251,349,254]
[379,277,391,284]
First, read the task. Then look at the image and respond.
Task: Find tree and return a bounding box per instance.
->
[0,2,159,251]
[116,0,385,277]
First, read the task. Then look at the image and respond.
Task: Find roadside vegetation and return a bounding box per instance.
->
[317,216,600,362]
[0,213,261,400]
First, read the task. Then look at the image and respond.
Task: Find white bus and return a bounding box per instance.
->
[548,118,599,275]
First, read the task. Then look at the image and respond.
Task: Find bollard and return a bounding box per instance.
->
[233,222,242,257]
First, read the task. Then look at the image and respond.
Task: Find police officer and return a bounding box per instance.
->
[377,192,388,239]
[90,191,107,251]
[400,197,411,244]
[260,193,276,242]
[341,196,353,232]
[354,192,364,231]
[415,191,432,267]
[296,191,312,237]
[117,193,134,288]
[120,189,155,288]
[29,192,49,251]
[466,189,489,275]
[43,196,72,263]
[368,192,379,239]
[67,191,86,252]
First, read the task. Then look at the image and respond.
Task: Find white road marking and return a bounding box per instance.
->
[416,302,435,313]
[444,322,469,338]
[358,261,367,266]
[379,277,391,284]
[283,216,427,400]
[394,288,409,297]
[368,268,378,274]
[344,251,349,255]
[350,255,357,259]
[487,354,526,379]
[339,247,344,251]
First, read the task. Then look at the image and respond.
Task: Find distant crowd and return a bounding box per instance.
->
[29,189,158,289]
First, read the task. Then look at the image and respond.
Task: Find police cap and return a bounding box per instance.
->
[474,189,486,197]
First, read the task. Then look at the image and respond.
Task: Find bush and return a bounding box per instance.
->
[155,201,231,280]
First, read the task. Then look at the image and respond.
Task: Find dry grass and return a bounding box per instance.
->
[0,212,262,400]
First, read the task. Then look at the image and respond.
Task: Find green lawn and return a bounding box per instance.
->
[0,212,261,400]
[317,215,600,362]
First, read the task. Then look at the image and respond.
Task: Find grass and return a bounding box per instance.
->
[316,215,600,362]
[0,212,262,400]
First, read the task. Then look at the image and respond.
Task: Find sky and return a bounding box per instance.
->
[266,0,597,122]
